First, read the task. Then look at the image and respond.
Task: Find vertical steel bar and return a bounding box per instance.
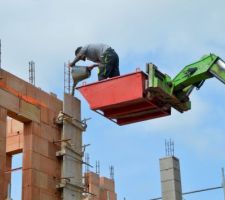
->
[0,39,1,69]
[222,168,225,200]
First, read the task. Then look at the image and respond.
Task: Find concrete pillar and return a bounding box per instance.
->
[57,94,84,200]
[160,156,182,200]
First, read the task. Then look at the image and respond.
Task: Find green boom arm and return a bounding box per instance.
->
[172,54,225,99]
[146,53,225,113]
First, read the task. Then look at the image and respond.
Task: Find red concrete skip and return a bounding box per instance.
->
[103,98,157,118]
[77,71,171,125]
[77,72,146,109]
[117,109,171,125]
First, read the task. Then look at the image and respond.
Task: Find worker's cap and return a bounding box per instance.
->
[75,46,82,56]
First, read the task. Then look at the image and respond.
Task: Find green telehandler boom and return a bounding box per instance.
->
[147,53,225,113]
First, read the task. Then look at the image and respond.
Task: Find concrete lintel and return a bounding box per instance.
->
[0,88,19,114]
[19,99,40,123]
[0,88,40,123]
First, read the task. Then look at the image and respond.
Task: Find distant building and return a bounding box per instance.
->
[83,172,117,200]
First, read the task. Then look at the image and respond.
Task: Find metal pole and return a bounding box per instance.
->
[150,186,222,200]
[222,168,225,200]
[0,39,2,80]
[7,183,11,198]
[5,167,23,174]
[0,39,1,68]
[6,183,12,200]
[64,62,66,94]
[182,186,222,195]
[28,61,35,85]
[33,61,35,86]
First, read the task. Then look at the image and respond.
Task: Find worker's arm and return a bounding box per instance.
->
[87,64,99,70]
[68,56,80,67]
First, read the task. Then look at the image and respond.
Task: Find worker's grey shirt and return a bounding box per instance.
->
[78,43,110,63]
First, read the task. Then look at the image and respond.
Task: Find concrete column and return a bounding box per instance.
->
[58,94,84,200]
[160,156,182,200]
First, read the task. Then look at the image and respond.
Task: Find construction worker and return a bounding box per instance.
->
[68,43,120,81]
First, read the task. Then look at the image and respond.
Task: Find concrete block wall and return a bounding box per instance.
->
[84,172,117,200]
[0,68,71,199]
[6,118,23,154]
[85,172,100,199]
[22,121,62,200]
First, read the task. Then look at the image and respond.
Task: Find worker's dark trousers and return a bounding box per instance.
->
[98,48,120,81]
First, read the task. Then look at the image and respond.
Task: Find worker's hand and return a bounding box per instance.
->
[68,63,72,68]
[88,64,99,70]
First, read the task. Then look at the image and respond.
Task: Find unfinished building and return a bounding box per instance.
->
[84,172,117,200]
[0,68,117,200]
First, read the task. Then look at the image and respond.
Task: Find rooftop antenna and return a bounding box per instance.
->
[109,165,114,180]
[29,61,35,85]
[165,139,174,157]
[64,62,71,94]
[85,153,90,173]
[96,160,100,175]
